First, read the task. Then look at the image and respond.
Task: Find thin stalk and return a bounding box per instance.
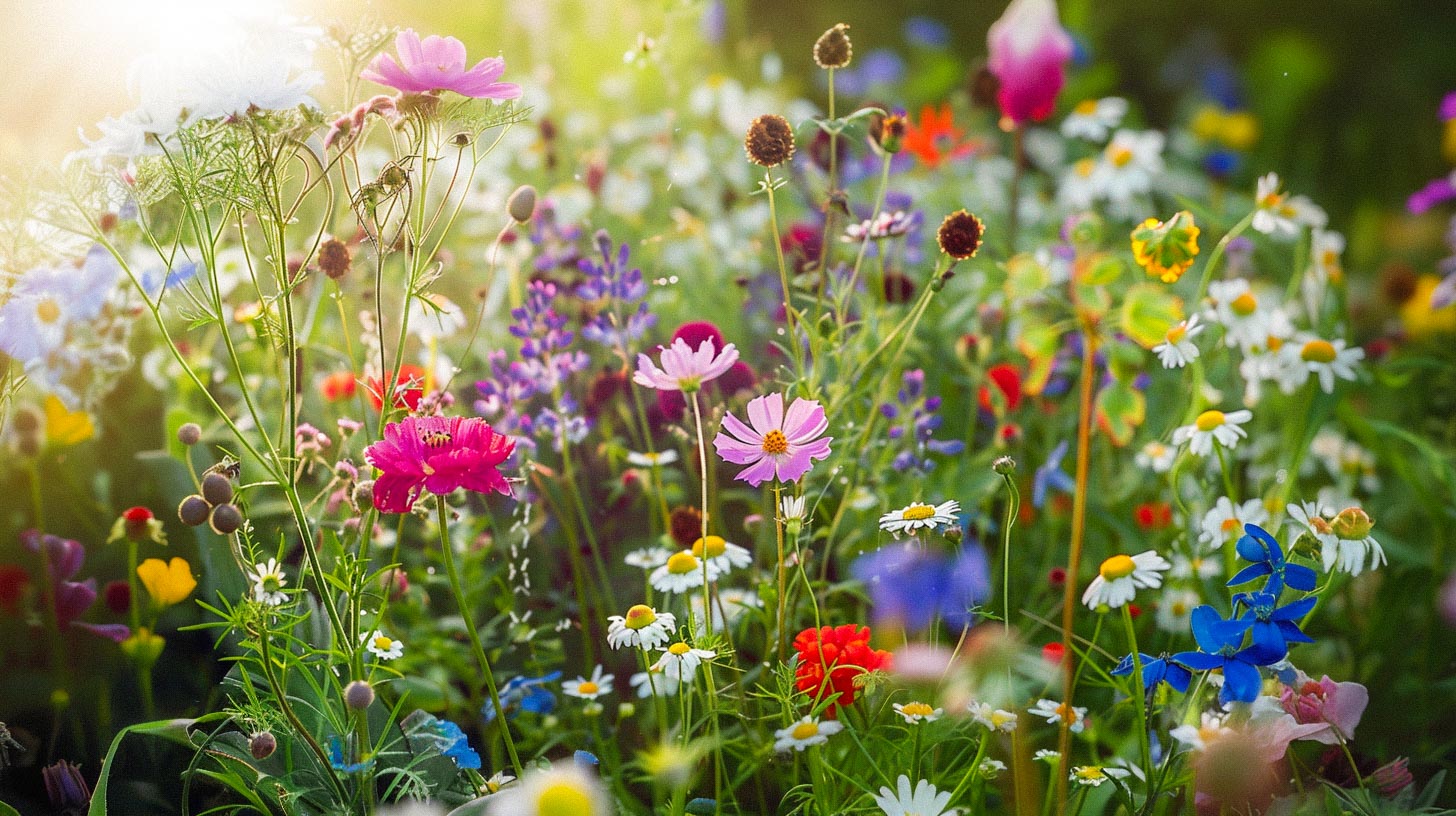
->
[689,391,713,635]
[763,171,805,378]
[1121,606,1153,776]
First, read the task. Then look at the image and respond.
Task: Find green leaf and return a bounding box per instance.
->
[0,799,21,816]
[1120,283,1184,348]
[1094,381,1146,447]
[88,717,208,815]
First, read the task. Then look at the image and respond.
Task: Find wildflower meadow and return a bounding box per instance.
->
[3,1,1456,814]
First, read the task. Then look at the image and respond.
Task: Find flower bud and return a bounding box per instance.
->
[877,113,906,155]
[1331,507,1374,540]
[507,185,537,224]
[937,210,985,260]
[992,456,1017,475]
[352,480,375,511]
[209,504,244,535]
[813,24,853,69]
[380,568,409,600]
[344,680,375,710]
[617,702,636,719]
[177,422,202,446]
[178,495,210,527]
[121,506,155,541]
[201,473,233,507]
[249,731,277,760]
[104,580,131,616]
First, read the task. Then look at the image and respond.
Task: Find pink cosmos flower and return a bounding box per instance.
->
[361,30,521,99]
[713,392,832,486]
[363,416,514,513]
[1279,674,1368,745]
[986,0,1075,124]
[633,338,739,393]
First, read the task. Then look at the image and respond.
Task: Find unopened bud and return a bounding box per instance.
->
[249,731,277,760]
[178,495,210,527]
[344,680,375,710]
[177,422,202,446]
[209,503,244,535]
[992,456,1017,475]
[201,473,234,506]
[507,185,537,224]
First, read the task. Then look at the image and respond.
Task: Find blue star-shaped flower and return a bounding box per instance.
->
[1173,605,1271,704]
[1033,440,1075,508]
[1112,652,1192,694]
[1227,523,1316,596]
[482,670,563,722]
[1231,589,1316,664]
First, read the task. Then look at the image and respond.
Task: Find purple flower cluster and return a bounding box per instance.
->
[21,530,129,642]
[529,204,583,274]
[879,369,965,473]
[850,539,990,633]
[577,230,654,349]
[509,280,589,393]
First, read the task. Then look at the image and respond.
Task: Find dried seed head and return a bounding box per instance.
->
[209,503,244,535]
[318,238,351,281]
[201,473,234,507]
[249,732,277,760]
[669,506,704,549]
[937,210,986,260]
[744,114,796,167]
[813,24,853,69]
[352,479,375,511]
[178,495,210,527]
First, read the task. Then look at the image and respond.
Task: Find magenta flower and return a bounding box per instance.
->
[633,338,739,393]
[986,0,1075,124]
[1279,674,1368,745]
[361,30,521,99]
[363,416,514,513]
[713,392,832,486]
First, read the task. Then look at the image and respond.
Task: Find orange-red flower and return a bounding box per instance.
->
[902,104,978,168]
[366,365,426,412]
[792,624,891,715]
[320,370,358,403]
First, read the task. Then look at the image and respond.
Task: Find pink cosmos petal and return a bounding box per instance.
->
[775,450,816,483]
[784,401,828,444]
[364,416,514,512]
[713,438,764,465]
[397,29,427,66]
[747,393,784,432]
[718,411,762,446]
[736,455,780,487]
[420,35,467,70]
[362,29,518,98]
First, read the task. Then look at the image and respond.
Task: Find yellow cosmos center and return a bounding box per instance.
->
[373,636,394,651]
[900,504,937,521]
[1301,340,1337,363]
[577,681,599,695]
[901,702,935,718]
[1108,146,1134,167]
[624,604,657,630]
[692,536,727,559]
[1195,410,1226,432]
[1099,555,1137,581]
[1075,158,1096,178]
[666,551,700,575]
[1165,324,1187,344]
[790,721,820,740]
[36,299,62,324]
[761,429,789,455]
[668,642,692,655]
[536,781,594,816]
[1074,99,1099,116]
[1231,292,1258,316]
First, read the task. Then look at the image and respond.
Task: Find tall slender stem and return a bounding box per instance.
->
[764,172,805,378]
[1007,125,1025,255]
[689,391,713,636]
[772,482,788,662]
[1121,606,1152,775]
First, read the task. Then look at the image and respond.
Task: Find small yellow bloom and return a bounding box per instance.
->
[137,557,197,609]
[121,627,166,668]
[44,396,94,446]
[1131,211,1200,283]
[1400,276,1456,339]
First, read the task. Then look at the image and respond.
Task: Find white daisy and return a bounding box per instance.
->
[1292,337,1362,393]
[649,551,714,595]
[1135,441,1177,473]
[1029,699,1086,733]
[779,494,807,522]
[690,535,753,576]
[1325,506,1386,576]
[1286,501,1337,556]
[562,665,614,700]
[651,642,716,684]
[626,449,678,468]
[1206,280,1286,353]
[773,716,843,753]
[247,558,288,606]
[1057,157,1100,211]
[872,775,953,816]
[606,604,677,650]
[1310,229,1345,284]
[624,547,672,569]
[1034,749,1062,763]
[1151,315,1204,369]
[893,702,944,724]
[480,770,516,795]
[978,758,1008,779]
[1170,553,1221,581]
[1156,588,1202,633]
[1089,129,1164,209]
[364,630,403,661]
[1061,97,1128,142]
[1070,765,1132,787]
[629,668,681,699]
[484,762,608,816]
[1251,173,1327,239]
[1081,551,1171,609]
[1171,409,1253,456]
[1170,711,1230,752]
[968,702,1018,733]
[1198,497,1270,552]
[878,500,961,535]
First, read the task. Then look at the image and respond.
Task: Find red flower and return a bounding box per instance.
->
[366,365,426,412]
[978,363,1023,413]
[792,624,892,715]
[320,370,358,402]
[1041,641,1066,664]
[902,104,978,168]
[1134,501,1173,530]
[363,415,514,513]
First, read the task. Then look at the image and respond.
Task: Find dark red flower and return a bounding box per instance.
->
[1047,567,1067,588]
[103,580,132,616]
[793,624,892,715]
[672,321,725,353]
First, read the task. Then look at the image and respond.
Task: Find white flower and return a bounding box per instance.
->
[1206,280,1290,354]
[1156,588,1202,633]
[1199,497,1270,551]
[1172,409,1253,456]
[878,500,961,535]
[1310,229,1345,284]
[1251,173,1326,239]
[1324,507,1386,576]
[690,535,753,577]
[893,701,944,724]
[624,547,672,569]
[1090,129,1164,208]
[689,588,762,637]
[626,449,678,467]
[651,642,716,683]
[968,702,1018,733]
[649,551,714,594]
[773,716,843,752]
[629,669,680,698]
[1081,551,1170,609]
[978,758,1008,779]
[480,770,516,795]
[1061,97,1128,142]
[1291,337,1363,393]
[606,605,677,650]
[1058,157,1100,211]
[1029,699,1086,733]
[780,494,807,522]
[873,775,953,816]
[1034,749,1061,763]
[1170,711,1230,752]
[1286,501,1337,558]
[1070,765,1132,787]
[364,630,403,661]
[1170,553,1221,581]
[562,665,614,700]
[1135,441,1177,473]
[485,762,608,816]
[247,558,288,606]
[1151,315,1204,369]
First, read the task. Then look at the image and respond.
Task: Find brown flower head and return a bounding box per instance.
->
[813,24,853,69]
[937,210,986,260]
[669,506,704,549]
[318,238,351,281]
[745,114,796,167]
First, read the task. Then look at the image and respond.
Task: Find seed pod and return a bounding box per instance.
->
[176,422,202,446]
[178,495,210,527]
[201,473,234,507]
[209,503,244,535]
[992,456,1017,475]
[344,680,375,710]
[249,732,277,760]
[744,114,795,168]
[507,185,537,224]
[318,238,351,281]
[813,24,853,69]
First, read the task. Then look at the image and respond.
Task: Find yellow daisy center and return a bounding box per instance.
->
[576,681,599,695]
[1231,292,1258,316]
[624,604,657,630]
[1108,146,1134,167]
[761,429,789,455]
[666,551,700,575]
[901,702,935,718]
[1266,335,1284,352]
[1099,555,1137,581]
[1220,517,1240,533]
[372,635,394,651]
[1075,766,1107,781]
[1300,339,1337,363]
[1075,158,1096,178]
[991,710,1015,728]
[536,781,594,816]
[692,536,727,559]
[1259,192,1285,210]
[790,721,820,740]
[900,504,937,521]
[1195,410,1226,432]
[36,299,62,324]
[668,642,692,655]
[1165,324,1187,344]
[1074,99,1099,116]
[1055,702,1078,723]
[1171,598,1190,615]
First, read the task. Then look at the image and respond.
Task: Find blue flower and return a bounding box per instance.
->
[1230,589,1316,664]
[573,750,599,767]
[1111,652,1192,694]
[328,736,375,774]
[435,719,482,770]
[1033,441,1075,508]
[850,540,991,633]
[903,16,950,48]
[482,671,562,722]
[1227,524,1316,596]
[1173,606,1270,704]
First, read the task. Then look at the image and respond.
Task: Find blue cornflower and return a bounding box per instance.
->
[1228,524,1316,596]
[574,750,599,767]
[850,540,991,633]
[1111,652,1192,694]
[1231,589,1316,664]
[482,671,563,722]
[327,735,375,774]
[1033,441,1075,508]
[1173,605,1270,704]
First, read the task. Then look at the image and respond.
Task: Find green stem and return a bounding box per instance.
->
[1121,606,1153,776]
[689,391,714,636]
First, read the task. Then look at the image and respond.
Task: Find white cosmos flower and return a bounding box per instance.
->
[562,665,614,700]
[968,702,1018,733]
[248,558,289,606]
[774,716,843,753]
[1061,97,1128,142]
[1171,409,1253,456]
[1135,441,1177,473]
[1029,699,1087,733]
[690,535,753,576]
[872,775,953,816]
[892,702,944,724]
[878,500,960,534]
[626,449,678,467]
[624,547,672,569]
[1199,497,1270,551]
[1081,551,1171,609]
[364,630,403,660]
[1152,315,1204,369]
[652,642,716,683]
[649,551,715,594]
[606,604,677,650]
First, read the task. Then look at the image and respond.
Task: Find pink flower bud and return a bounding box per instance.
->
[986,0,1075,125]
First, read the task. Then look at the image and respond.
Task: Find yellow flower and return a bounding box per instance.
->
[1399,275,1456,339]
[1131,211,1200,283]
[43,396,94,446]
[137,557,197,609]
[121,627,166,669]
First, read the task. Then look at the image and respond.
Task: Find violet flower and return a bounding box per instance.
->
[880,369,965,473]
[20,530,129,642]
[577,230,655,349]
[361,30,521,99]
[850,540,990,633]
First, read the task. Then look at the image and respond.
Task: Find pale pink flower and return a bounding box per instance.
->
[713,392,832,487]
[986,0,1075,124]
[633,338,739,393]
[1279,674,1368,745]
[361,30,521,99]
